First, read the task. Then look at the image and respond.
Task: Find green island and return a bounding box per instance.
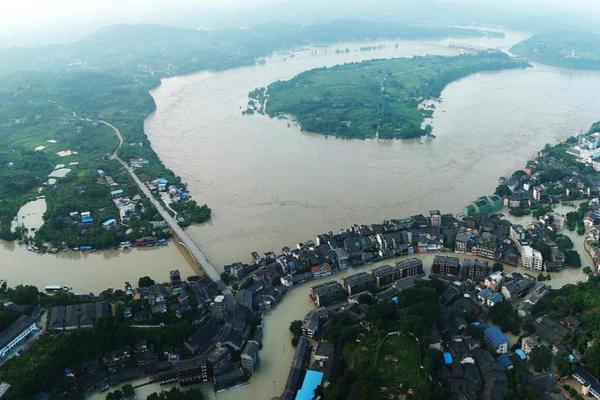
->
[0,21,498,250]
[511,30,600,70]
[246,52,528,139]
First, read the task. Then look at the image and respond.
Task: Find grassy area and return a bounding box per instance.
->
[511,30,600,70]
[249,52,528,139]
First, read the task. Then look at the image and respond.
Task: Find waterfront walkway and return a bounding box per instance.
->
[98,119,223,287]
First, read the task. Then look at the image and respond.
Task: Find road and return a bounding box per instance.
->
[97,119,224,287]
[50,102,223,287]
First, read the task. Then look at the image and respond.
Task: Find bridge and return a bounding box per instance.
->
[99,120,224,288]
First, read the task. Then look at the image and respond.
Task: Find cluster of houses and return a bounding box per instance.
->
[147,178,189,202]
[48,302,111,331]
[50,270,267,396]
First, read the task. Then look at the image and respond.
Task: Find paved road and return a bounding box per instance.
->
[97,119,224,287]
[51,103,224,287]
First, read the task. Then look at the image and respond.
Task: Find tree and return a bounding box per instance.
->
[289,320,302,347]
[495,184,512,197]
[529,345,552,372]
[493,262,504,272]
[555,350,574,377]
[121,384,134,397]
[138,276,155,288]
[583,266,593,275]
[289,320,302,337]
[564,250,581,267]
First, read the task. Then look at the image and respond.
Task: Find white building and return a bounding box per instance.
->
[0,316,38,360]
[521,245,543,271]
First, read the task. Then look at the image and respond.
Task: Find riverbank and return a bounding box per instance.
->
[146,31,600,269]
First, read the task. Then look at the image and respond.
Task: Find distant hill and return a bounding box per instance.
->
[511,31,600,69]
[0,21,500,78]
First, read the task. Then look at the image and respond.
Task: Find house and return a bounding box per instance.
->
[101,219,117,230]
[485,272,503,291]
[501,279,531,300]
[521,336,542,354]
[478,288,504,307]
[311,263,332,279]
[80,211,94,224]
[110,189,124,198]
[484,326,509,354]
[455,231,471,253]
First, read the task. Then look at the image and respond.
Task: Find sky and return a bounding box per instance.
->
[0,0,599,48]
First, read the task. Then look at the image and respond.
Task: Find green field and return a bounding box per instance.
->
[511,30,600,70]
[248,52,528,139]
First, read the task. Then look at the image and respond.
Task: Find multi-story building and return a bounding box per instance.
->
[521,245,543,271]
[431,255,460,276]
[396,257,424,279]
[241,340,260,374]
[342,272,375,296]
[310,281,346,307]
[460,259,490,281]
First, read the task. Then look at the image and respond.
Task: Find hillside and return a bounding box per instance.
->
[511,31,600,70]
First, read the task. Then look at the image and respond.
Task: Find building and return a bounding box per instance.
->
[241,340,260,374]
[521,246,543,271]
[477,288,504,307]
[463,195,502,216]
[485,272,503,291]
[484,326,508,354]
[460,259,490,281]
[370,265,399,288]
[295,370,325,400]
[454,231,471,253]
[310,282,346,307]
[396,257,424,279]
[342,272,374,296]
[432,255,460,276]
[310,263,332,279]
[501,279,531,300]
[573,365,600,400]
[0,315,38,359]
[521,336,542,354]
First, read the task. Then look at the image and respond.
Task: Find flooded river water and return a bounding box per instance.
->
[2,29,600,400]
[147,31,600,269]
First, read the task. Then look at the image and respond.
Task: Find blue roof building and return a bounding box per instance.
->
[515,349,527,360]
[295,370,324,400]
[484,326,509,354]
[443,352,453,365]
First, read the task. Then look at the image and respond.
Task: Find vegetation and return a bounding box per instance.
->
[511,30,600,70]
[289,319,303,347]
[249,52,528,139]
[533,277,600,377]
[323,282,444,399]
[0,311,193,399]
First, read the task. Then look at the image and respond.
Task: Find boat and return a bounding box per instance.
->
[45,285,71,293]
